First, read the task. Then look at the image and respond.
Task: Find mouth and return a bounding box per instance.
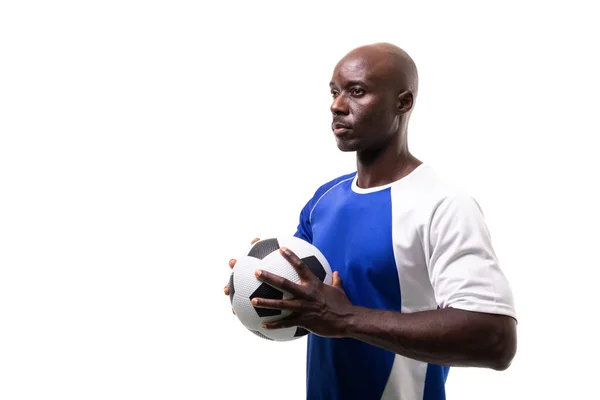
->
[333,127,351,136]
[332,122,352,136]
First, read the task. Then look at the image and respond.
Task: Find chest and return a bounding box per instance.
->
[310,189,401,308]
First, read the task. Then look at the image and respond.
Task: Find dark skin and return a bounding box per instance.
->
[224,43,517,371]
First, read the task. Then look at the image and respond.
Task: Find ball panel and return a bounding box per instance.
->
[276,236,316,258]
[258,325,302,341]
[260,309,292,323]
[228,272,235,304]
[232,293,261,330]
[259,250,303,286]
[249,329,273,341]
[294,327,309,337]
[232,256,264,297]
[255,307,281,318]
[301,255,327,282]
[322,272,333,286]
[250,283,284,317]
[277,236,333,283]
[248,238,280,260]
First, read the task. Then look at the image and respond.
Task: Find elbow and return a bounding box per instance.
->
[490,349,515,371]
[488,317,517,371]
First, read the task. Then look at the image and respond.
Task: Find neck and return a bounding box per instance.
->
[355,133,421,189]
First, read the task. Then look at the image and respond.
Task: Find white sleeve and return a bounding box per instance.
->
[427,194,517,320]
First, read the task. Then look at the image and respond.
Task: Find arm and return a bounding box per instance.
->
[344,305,517,370]
[255,247,517,371]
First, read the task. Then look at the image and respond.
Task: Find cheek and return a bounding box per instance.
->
[354,102,391,130]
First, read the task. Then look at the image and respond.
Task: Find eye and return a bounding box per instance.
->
[350,88,364,96]
[331,89,339,98]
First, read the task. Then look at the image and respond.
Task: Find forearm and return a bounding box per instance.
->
[344,306,516,370]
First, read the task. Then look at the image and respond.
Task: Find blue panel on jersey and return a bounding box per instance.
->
[299,179,402,400]
[423,363,450,400]
[294,172,356,244]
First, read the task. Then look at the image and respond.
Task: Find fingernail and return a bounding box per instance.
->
[255,270,262,277]
[280,247,291,256]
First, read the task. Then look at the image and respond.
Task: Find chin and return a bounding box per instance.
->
[335,138,361,152]
[335,143,360,152]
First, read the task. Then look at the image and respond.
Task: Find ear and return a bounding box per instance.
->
[397,90,414,114]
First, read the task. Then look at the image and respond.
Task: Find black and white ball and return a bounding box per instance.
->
[229,236,333,341]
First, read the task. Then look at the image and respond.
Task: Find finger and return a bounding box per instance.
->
[228,259,236,269]
[224,285,230,295]
[255,269,306,297]
[279,247,314,282]
[251,237,260,244]
[262,317,302,330]
[251,297,305,311]
[332,271,343,288]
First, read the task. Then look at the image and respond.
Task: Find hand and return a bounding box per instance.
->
[252,246,355,338]
[224,237,260,314]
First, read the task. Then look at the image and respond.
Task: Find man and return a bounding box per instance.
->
[224,42,517,400]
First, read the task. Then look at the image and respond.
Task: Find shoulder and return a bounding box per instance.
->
[422,168,484,223]
[295,171,356,238]
[307,171,356,204]
[315,171,356,195]
[405,166,492,247]
[296,171,355,221]
[390,165,487,234]
[395,164,480,213]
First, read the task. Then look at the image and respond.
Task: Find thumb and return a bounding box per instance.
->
[332,271,343,288]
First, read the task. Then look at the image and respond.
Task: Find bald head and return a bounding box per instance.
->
[335,42,418,100]
[328,43,419,153]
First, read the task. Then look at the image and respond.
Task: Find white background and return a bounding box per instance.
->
[1,1,598,399]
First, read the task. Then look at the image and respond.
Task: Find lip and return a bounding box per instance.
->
[332,122,352,136]
[333,127,351,136]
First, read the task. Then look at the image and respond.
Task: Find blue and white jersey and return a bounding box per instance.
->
[293,164,516,400]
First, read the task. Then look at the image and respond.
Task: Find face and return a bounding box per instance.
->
[329,55,400,152]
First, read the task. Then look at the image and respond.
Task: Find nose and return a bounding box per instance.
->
[330,94,349,115]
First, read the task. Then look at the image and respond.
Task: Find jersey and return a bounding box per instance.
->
[293,163,516,400]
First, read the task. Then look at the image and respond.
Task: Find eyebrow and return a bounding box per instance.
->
[329,80,368,88]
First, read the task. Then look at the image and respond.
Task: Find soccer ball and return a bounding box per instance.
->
[229,236,333,341]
